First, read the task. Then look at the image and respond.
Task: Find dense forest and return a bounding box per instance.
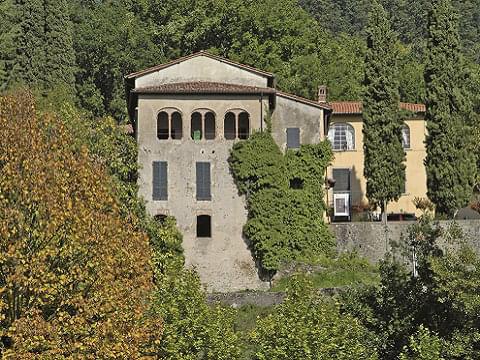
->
[1,0,479,120]
[1,0,480,358]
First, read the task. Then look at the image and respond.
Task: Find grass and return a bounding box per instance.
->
[271,252,380,292]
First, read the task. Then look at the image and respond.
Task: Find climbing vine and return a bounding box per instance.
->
[229,129,335,273]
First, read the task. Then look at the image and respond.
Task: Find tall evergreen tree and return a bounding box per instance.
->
[43,0,76,93]
[424,0,476,217]
[362,0,405,220]
[10,0,46,88]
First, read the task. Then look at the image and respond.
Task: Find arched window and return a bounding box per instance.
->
[238,112,250,139]
[401,124,410,149]
[204,112,216,140]
[224,112,236,140]
[157,111,169,140]
[327,123,355,151]
[191,112,202,140]
[171,111,183,139]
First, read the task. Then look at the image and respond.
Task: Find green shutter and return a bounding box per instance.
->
[153,161,168,200]
[196,162,211,200]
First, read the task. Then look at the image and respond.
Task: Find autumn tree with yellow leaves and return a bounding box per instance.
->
[0,93,161,358]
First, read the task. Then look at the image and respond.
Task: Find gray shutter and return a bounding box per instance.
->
[196,162,211,200]
[153,161,168,200]
[333,168,350,191]
[286,128,300,149]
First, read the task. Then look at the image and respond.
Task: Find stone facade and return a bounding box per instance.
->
[126,52,328,292]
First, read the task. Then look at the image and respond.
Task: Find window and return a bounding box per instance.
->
[224,112,236,140]
[401,124,410,149]
[171,111,183,139]
[238,112,250,139]
[196,162,211,201]
[152,161,168,200]
[332,168,351,191]
[204,112,216,140]
[197,215,212,238]
[224,111,250,140]
[191,112,202,140]
[157,112,169,140]
[286,128,300,149]
[328,123,355,151]
[290,178,304,189]
[157,110,182,140]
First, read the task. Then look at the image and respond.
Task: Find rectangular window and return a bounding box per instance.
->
[332,168,351,191]
[196,162,211,201]
[286,128,300,149]
[152,161,168,200]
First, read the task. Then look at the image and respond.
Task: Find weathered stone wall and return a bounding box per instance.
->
[332,220,480,263]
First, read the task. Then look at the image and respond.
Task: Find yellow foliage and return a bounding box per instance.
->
[0,92,160,358]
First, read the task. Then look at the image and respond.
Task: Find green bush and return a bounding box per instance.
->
[251,278,378,359]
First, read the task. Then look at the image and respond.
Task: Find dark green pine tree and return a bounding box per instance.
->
[362,0,405,221]
[9,0,46,89]
[43,0,76,94]
[0,0,18,90]
[424,0,476,217]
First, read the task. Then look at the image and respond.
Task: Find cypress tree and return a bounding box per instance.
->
[43,0,76,93]
[424,0,476,217]
[0,0,18,90]
[362,0,405,221]
[10,0,46,88]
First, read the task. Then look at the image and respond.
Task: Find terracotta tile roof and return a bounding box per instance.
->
[132,81,275,95]
[330,101,426,114]
[277,91,331,110]
[125,51,274,80]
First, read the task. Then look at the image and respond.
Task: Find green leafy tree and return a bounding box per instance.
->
[251,278,378,360]
[424,0,476,217]
[362,0,405,221]
[343,216,480,359]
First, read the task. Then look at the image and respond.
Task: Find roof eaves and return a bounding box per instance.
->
[276,91,331,110]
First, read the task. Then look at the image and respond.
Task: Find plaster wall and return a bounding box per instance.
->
[136,56,269,88]
[137,94,270,292]
[327,115,427,217]
[271,95,324,149]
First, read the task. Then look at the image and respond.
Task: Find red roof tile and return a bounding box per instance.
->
[132,82,275,95]
[330,101,426,114]
[125,51,274,80]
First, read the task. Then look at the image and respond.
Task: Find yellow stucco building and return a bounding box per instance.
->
[326,100,427,221]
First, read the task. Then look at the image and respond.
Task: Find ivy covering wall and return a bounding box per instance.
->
[229,129,335,273]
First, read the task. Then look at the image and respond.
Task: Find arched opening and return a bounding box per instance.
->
[154,214,168,225]
[224,112,236,140]
[191,112,202,140]
[401,124,410,149]
[157,111,169,140]
[196,215,211,238]
[171,111,183,139]
[327,123,355,151]
[204,112,216,140]
[238,112,250,139]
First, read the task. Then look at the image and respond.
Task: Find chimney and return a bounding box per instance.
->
[318,85,328,103]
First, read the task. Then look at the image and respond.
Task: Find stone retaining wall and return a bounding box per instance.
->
[332,220,480,263]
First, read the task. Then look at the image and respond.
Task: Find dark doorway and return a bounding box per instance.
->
[196,215,212,238]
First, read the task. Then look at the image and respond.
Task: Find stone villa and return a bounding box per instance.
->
[125,51,427,291]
